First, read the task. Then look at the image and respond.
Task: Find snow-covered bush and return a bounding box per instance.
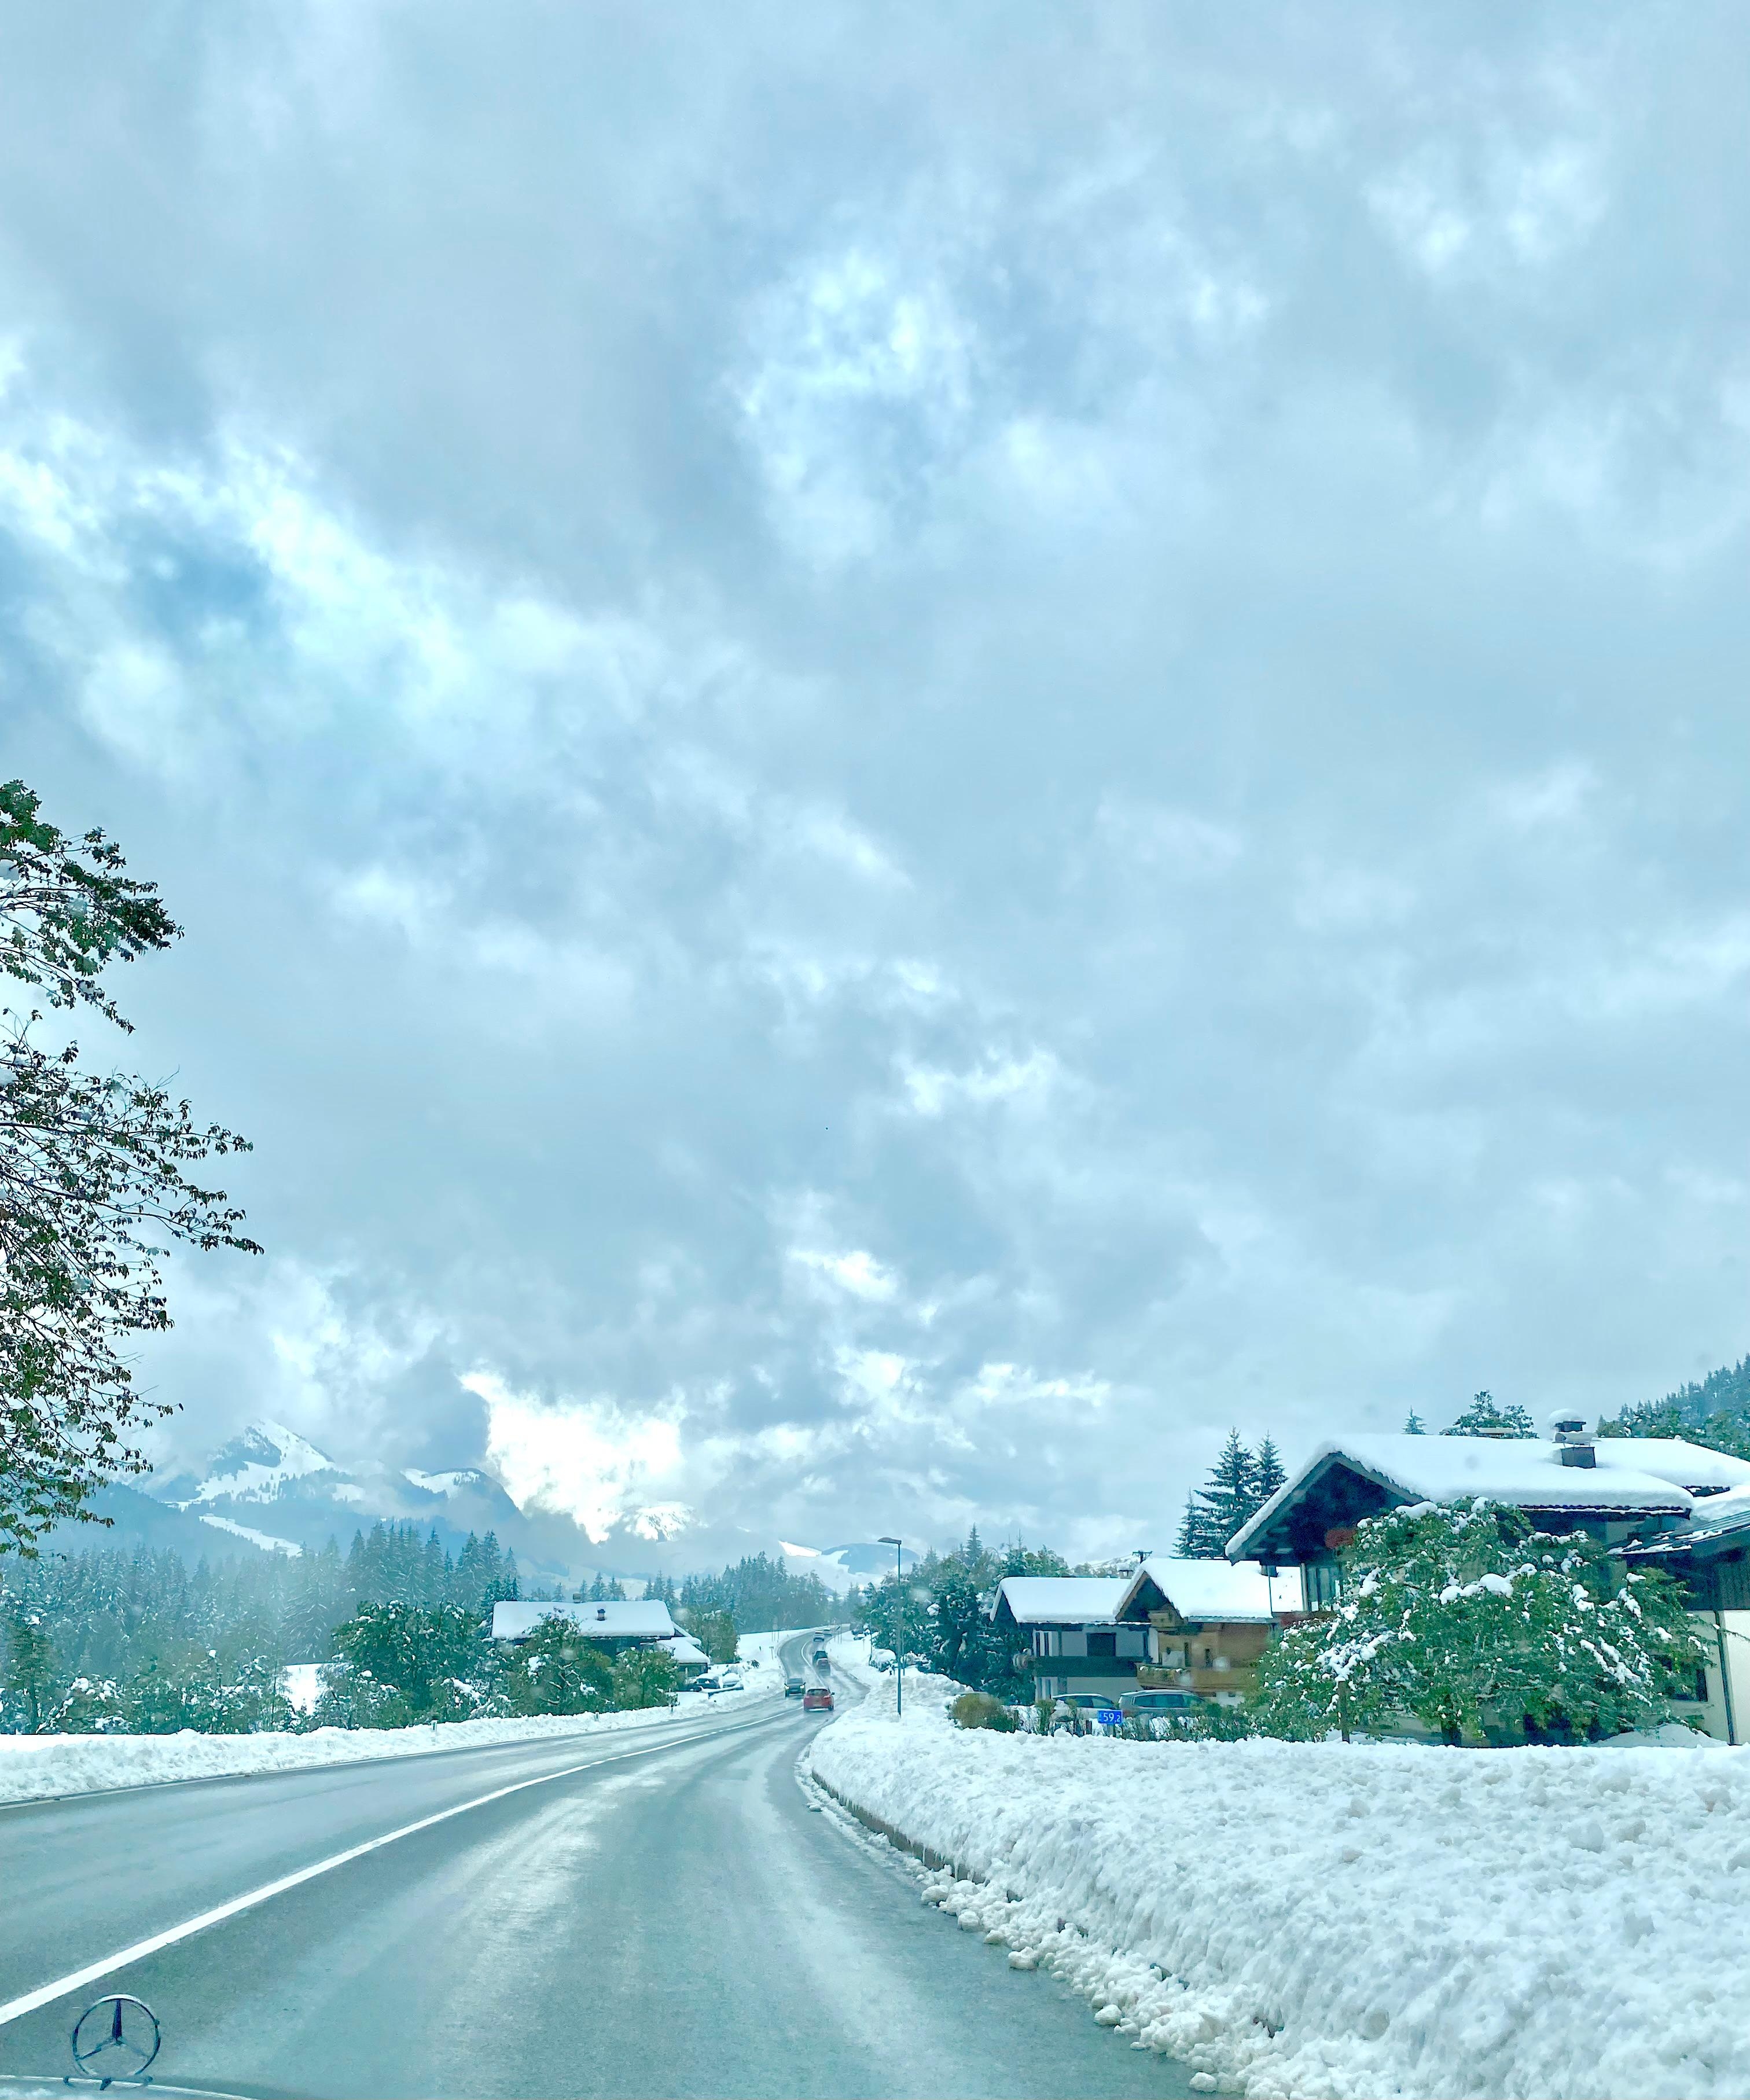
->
[1253,1498,1704,1744]
[43,1674,130,1733]
[608,1643,679,1711]
[123,1651,299,1734]
[495,1615,613,1716]
[950,1690,1017,1731]
[315,1600,492,1728]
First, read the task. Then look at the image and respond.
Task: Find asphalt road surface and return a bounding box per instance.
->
[0,1637,1192,2099]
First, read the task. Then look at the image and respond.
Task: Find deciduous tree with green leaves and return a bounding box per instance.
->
[495,1613,615,1718]
[1,779,259,1555]
[681,1606,739,1664]
[1253,1499,1704,1745]
[320,1599,485,1726]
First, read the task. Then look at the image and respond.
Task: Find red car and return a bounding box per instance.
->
[802,1686,834,1712]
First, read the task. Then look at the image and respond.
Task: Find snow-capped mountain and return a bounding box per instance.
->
[138,1419,911,1595]
[181,1421,336,1505]
[151,1420,578,1583]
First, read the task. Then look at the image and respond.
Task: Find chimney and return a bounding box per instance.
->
[1549,1410,1595,1469]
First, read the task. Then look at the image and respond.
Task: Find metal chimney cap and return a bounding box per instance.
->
[1547,1409,1590,1440]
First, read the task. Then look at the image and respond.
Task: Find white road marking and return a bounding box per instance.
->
[0,1710,780,2028]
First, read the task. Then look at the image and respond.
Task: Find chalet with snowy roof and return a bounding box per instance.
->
[1113,1556,1285,1707]
[991,1576,1139,1704]
[659,1634,711,1682]
[490,1599,679,1646]
[1225,1426,1750,1612]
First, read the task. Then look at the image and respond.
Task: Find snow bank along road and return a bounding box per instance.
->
[809,1677,1750,2100]
[0,1635,1189,2099]
[0,1672,783,1808]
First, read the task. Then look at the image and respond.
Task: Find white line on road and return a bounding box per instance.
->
[0,1708,784,2030]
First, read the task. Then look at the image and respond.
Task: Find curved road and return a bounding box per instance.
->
[0,1638,1190,2099]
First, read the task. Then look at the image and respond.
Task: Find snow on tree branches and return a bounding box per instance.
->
[1252,1499,1704,1745]
[1,779,259,1555]
[1442,1389,1536,1438]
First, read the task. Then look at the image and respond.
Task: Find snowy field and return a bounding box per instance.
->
[0,1627,803,1807]
[806,1673,1750,2100]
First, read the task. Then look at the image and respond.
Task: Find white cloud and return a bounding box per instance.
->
[737,248,977,561]
[791,1247,900,1303]
[79,641,195,775]
[899,1049,1063,1120]
[1487,759,1598,832]
[476,1374,689,1543]
[1094,797,1245,879]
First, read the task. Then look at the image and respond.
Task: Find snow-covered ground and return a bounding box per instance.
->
[0,1645,796,1808]
[805,1674,1750,2099]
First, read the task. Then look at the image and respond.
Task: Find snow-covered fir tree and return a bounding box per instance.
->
[1443,1389,1536,1438]
[1176,1430,1284,1557]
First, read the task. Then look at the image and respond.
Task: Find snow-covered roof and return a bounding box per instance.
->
[661,1635,709,1666]
[1227,1433,1750,1562]
[1685,1483,1750,1533]
[1117,1556,1279,1624]
[993,1576,1128,1625]
[491,1600,678,1641]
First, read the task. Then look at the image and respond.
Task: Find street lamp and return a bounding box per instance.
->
[877,1536,903,1717]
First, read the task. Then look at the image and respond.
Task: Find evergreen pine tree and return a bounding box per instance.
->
[1203,1428,1260,1550]
[1443,1391,1536,1439]
[1404,1411,1425,1435]
[3,1609,56,1730]
[1175,1491,1225,1557]
[1253,1437,1286,1501]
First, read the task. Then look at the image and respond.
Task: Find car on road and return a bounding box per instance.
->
[802,1686,834,1712]
[1118,1689,1206,1719]
[784,1676,805,1697]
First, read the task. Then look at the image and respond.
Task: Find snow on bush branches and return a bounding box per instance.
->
[1253,1499,1703,1745]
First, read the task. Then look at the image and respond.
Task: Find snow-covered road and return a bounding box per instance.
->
[0,1636,1188,2099]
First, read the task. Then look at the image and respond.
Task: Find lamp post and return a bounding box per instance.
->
[878,1535,903,1717]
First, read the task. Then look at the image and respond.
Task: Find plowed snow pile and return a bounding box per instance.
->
[807,1681,1748,2099]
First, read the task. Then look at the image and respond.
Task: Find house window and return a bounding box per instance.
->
[1087,1631,1116,1658]
[1303,1562,1342,1612]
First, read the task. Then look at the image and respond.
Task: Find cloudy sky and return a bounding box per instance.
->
[3,4,1748,1564]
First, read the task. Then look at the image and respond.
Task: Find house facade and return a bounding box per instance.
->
[1113,1556,1282,1706]
[991,1576,1142,1703]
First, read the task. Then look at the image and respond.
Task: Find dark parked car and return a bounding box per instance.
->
[1118,1689,1205,1718]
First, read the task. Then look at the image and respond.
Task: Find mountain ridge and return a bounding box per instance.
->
[133,1419,896,1594]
